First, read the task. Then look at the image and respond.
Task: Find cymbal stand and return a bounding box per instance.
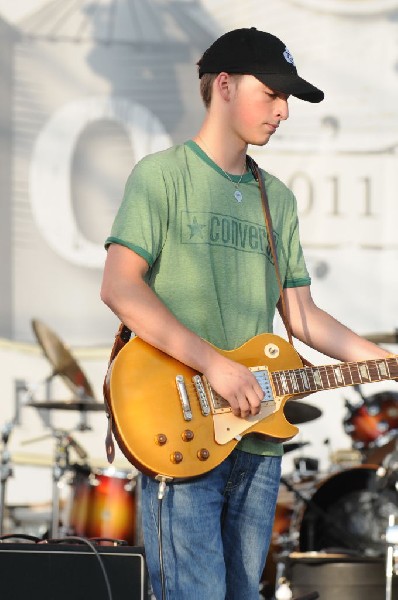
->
[50,430,73,539]
[0,379,31,536]
[15,377,53,430]
[386,514,398,600]
[0,421,15,535]
[74,386,91,432]
[43,369,91,432]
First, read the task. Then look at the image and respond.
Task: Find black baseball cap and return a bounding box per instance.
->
[198,27,324,103]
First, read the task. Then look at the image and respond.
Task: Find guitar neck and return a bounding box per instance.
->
[272,356,398,397]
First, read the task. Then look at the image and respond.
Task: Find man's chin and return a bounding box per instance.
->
[247,134,273,147]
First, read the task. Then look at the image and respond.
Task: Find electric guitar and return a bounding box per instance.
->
[105,332,398,480]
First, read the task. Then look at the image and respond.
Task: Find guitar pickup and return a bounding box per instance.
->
[250,366,274,402]
[192,375,211,416]
[176,375,192,421]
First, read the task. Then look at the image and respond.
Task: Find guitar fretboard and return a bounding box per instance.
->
[272,357,398,397]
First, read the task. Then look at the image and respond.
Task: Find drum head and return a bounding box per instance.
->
[299,467,398,555]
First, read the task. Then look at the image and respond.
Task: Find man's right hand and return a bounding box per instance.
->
[203,353,264,419]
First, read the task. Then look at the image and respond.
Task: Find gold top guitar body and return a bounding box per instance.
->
[106,332,398,480]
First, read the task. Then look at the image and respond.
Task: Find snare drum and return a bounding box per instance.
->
[68,466,137,544]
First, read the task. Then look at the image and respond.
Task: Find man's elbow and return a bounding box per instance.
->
[100,281,116,311]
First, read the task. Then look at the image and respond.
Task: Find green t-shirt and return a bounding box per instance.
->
[106,141,311,456]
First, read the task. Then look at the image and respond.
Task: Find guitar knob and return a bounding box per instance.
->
[170,451,183,464]
[264,343,279,359]
[197,448,210,461]
[181,429,194,442]
[155,434,167,446]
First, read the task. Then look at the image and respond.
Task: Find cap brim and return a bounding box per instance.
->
[254,73,324,103]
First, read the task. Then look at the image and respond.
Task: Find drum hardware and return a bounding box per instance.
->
[2,320,139,546]
[364,329,398,344]
[0,376,53,535]
[376,446,398,493]
[274,577,293,599]
[5,502,55,539]
[0,533,41,543]
[21,428,90,539]
[293,457,319,480]
[274,576,320,600]
[50,430,90,540]
[385,514,398,600]
[269,476,326,597]
[329,448,362,469]
[27,400,105,412]
[0,420,16,536]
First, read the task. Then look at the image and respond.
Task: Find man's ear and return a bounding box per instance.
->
[214,72,231,101]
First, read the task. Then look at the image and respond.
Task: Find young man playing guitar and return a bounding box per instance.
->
[101,28,394,600]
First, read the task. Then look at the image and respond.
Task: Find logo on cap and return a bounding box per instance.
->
[283,48,295,65]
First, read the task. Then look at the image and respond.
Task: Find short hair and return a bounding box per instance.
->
[199,72,243,109]
[199,73,217,109]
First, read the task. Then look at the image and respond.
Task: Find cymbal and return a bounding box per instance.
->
[27,400,104,411]
[284,400,322,424]
[12,452,132,471]
[31,318,95,399]
[364,329,398,344]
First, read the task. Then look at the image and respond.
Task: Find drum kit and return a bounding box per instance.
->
[0,319,140,546]
[263,333,398,599]
[2,321,398,596]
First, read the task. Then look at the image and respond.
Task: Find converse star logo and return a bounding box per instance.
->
[283,48,295,65]
[187,216,206,239]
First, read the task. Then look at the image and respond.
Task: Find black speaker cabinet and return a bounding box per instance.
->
[0,543,148,600]
[287,553,396,600]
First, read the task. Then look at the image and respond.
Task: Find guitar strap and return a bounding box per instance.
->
[104,154,311,463]
[246,156,294,346]
[103,322,131,462]
[247,155,313,367]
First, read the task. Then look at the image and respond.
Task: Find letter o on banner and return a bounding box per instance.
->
[30,96,171,268]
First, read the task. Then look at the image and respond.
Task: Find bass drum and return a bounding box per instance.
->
[298,466,398,556]
[68,466,137,544]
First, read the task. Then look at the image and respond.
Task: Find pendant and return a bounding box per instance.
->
[234,189,243,202]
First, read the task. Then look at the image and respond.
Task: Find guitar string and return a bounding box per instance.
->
[184,356,397,402]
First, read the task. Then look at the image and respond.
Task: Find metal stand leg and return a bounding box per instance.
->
[386,514,398,600]
[0,379,38,536]
[0,422,15,536]
[50,431,72,539]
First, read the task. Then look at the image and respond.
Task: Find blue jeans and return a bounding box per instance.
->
[141,449,282,600]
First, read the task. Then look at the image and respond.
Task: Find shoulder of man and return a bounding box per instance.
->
[257,165,295,200]
[134,142,188,172]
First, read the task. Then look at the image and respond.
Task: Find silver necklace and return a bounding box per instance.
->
[197,136,246,203]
